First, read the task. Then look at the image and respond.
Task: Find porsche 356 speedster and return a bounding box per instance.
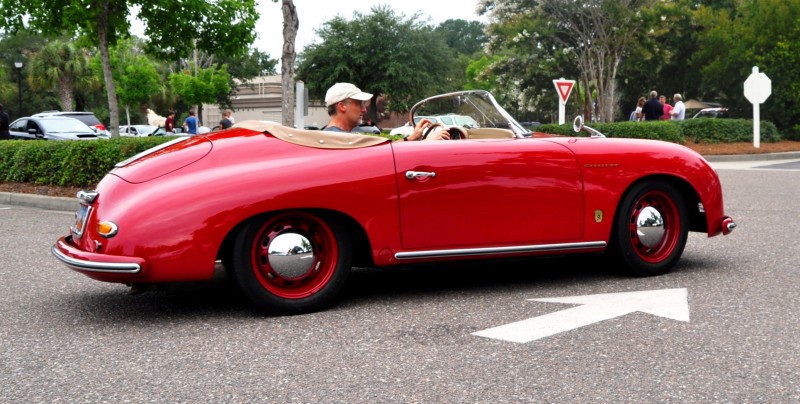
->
[52,90,735,314]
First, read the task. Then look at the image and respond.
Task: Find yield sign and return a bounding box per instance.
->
[553,78,576,104]
[473,288,689,343]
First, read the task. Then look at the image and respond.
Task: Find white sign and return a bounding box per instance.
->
[743,66,771,148]
[553,78,576,125]
[472,288,689,343]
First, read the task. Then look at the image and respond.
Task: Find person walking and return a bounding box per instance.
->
[182,109,199,135]
[0,104,10,140]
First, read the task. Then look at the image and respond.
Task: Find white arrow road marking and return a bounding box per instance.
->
[472,288,689,343]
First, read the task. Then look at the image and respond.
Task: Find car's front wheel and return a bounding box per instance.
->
[231,211,352,314]
[612,180,688,276]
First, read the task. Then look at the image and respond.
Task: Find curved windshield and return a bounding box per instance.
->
[410,91,529,137]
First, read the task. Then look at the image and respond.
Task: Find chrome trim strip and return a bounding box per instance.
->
[394,241,607,260]
[51,246,142,273]
[77,190,98,204]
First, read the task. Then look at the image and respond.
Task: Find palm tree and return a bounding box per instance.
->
[0,67,16,103]
[26,40,96,112]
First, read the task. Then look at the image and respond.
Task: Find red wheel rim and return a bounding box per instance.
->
[250,213,338,299]
[627,190,680,263]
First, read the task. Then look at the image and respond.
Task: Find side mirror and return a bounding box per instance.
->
[572,115,605,138]
[572,115,584,133]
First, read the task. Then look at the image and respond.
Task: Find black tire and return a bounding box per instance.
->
[612,180,688,276]
[231,211,352,314]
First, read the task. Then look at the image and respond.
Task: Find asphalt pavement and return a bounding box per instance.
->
[3,151,800,401]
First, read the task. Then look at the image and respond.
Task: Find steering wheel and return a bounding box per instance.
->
[422,122,444,139]
[422,123,466,140]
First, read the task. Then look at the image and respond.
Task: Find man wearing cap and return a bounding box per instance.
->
[0,104,10,140]
[323,82,449,140]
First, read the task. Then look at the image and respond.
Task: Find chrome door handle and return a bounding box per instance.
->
[405,171,436,180]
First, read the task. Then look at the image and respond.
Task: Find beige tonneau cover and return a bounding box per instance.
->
[233,120,389,149]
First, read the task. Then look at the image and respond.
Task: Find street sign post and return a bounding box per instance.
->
[743,66,771,148]
[553,78,575,125]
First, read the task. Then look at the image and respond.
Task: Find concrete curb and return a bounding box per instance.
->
[0,192,77,212]
[3,151,800,213]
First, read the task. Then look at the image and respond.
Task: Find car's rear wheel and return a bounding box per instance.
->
[612,180,688,276]
[231,211,352,314]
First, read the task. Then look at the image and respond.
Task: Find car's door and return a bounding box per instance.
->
[27,121,45,139]
[394,138,585,250]
[9,119,33,139]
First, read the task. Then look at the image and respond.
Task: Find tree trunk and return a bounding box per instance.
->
[281,0,298,127]
[58,77,74,112]
[97,0,119,137]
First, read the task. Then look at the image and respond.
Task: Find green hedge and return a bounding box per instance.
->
[0,137,175,187]
[537,119,781,144]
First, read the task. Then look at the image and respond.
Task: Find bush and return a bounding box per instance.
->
[0,137,176,187]
[681,119,781,143]
[786,124,800,141]
[537,120,684,143]
[537,118,782,144]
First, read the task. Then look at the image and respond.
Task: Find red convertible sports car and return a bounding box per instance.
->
[52,91,735,314]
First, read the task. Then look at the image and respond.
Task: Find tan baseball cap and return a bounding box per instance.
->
[325,83,373,107]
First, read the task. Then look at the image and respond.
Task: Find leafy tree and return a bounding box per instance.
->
[108,39,163,126]
[435,19,487,56]
[0,0,258,136]
[480,0,677,122]
[616,0,699,119]
[227,48,279,81]
[26,39,98,112]
[692,0,800,130]
[296,6,454,122]
[0,67,14,103]
[169,66,231,114]
[477,0,581,122]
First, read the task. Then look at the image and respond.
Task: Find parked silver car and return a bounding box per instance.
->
[32,111,109,137]
[9,116,101,140]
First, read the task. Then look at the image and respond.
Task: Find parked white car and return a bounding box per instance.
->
[119,125,160,137]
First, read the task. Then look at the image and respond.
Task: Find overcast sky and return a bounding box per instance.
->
[253,0,486,59]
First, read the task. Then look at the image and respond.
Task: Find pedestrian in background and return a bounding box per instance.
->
[164,111,176,134]
[0,104,10,140]
[659,95,673,121]
[670,94,686,120]
[633,97,646,121]
[642,91,663,121]
[182,109,199,135]
[218,110,233,130]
